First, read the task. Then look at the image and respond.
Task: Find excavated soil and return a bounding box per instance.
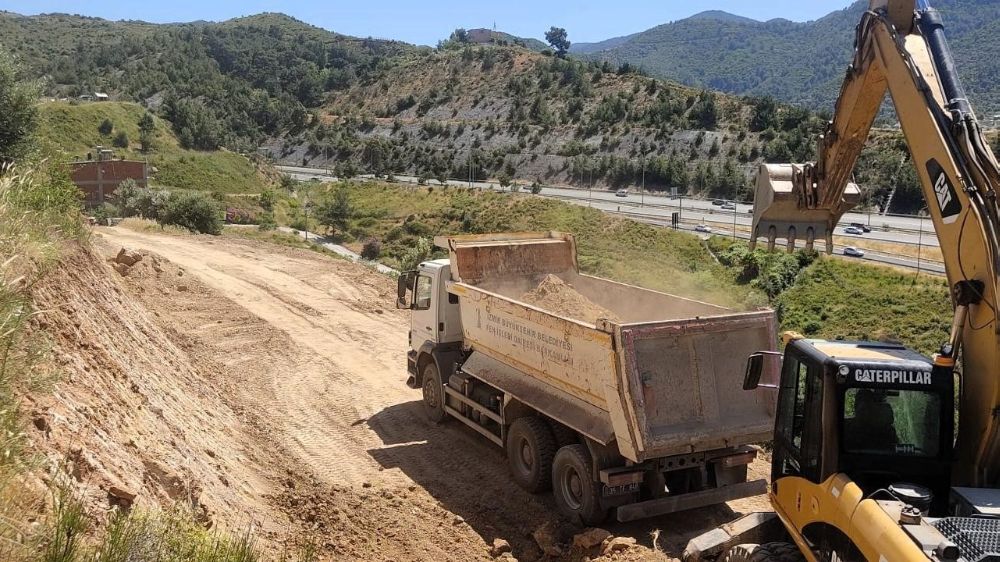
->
[24,228,771,561]
[521,275,621,325]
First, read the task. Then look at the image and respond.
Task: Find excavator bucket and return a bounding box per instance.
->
[749,164,861,253]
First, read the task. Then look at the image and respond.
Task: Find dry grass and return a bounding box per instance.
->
[0,165,71,560]
[116,217,189,236]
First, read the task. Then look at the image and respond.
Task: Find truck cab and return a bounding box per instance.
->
[397,259,462,393]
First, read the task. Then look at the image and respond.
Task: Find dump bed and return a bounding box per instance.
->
[437,232,778,463]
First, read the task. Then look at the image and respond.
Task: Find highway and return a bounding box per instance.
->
[277,165,946,275]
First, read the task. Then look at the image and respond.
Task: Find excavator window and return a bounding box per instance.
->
[842,388,941,457]
[773,352,824,482]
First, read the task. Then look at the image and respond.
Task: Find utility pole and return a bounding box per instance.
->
[641,158,645,208]
[732,202,738,240]
[589,165,593,208]
[303,192,311,242]
[916,215,924,277]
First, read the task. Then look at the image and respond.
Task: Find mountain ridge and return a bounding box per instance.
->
[572,0,1000,115]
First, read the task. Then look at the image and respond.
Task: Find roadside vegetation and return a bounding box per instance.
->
[280,180,762,307]
[707,237,952,356]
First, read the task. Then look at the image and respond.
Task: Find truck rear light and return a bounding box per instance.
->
[720,450,757,468]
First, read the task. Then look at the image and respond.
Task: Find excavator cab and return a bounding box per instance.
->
[746,335,955,513]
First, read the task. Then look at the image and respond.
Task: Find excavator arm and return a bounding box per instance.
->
[750,0,1000,486]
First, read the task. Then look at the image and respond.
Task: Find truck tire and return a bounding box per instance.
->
[549,421,579,448]
[721,543,805,562]
[552,444,607,526]
[420,362,447,423]
[506,417,556,493]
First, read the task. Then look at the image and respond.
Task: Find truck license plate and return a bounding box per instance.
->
[602,482,640,497]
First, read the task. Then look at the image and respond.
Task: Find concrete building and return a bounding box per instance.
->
[70,146,148,207]
[466,28,499,44]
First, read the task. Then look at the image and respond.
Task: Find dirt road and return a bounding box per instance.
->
[95,227,767,561]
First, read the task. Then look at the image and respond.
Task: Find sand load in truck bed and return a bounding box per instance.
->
[520,274,622,325]
[439,232,779,463]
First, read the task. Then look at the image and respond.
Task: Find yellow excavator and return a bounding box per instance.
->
[685,0,1000,560]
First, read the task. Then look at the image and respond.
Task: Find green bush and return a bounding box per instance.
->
[403,220,433,236]
[0,51,38,163]
[717,241,815,299]
[399,237,433,270]
[158,191,222,234]
[289,217,308,232]
[258,211,277,231]
[317,187,353,234]
[92,202,119,225]
[361,237,382,260]
[112,130,129,148]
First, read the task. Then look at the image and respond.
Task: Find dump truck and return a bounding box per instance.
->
[397,232,778,524]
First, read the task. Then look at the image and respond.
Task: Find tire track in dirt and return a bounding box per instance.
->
[99,229,412,487]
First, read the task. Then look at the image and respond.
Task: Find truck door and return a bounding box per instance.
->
[411,269,438,347]
[772,349,824,484]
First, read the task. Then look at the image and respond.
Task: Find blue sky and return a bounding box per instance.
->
[1,0,854,45]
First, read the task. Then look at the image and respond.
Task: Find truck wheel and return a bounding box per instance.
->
[552,444,607,526]
[420,362,447,423]
[506,417,556,493]
[721,543,805,562]
[549,422,579,448]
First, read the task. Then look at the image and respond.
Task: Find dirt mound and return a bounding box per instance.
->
[521,275,621,325]
[24,242,276,535]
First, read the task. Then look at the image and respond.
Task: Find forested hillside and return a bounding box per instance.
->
[574,0,1000,116]
[0,12,418,152]
[2,9,969,213]
[270,46,813,198]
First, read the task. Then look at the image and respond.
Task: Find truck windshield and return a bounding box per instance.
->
[842,388,941,457]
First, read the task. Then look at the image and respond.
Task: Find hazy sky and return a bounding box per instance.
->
[1,0,854,45]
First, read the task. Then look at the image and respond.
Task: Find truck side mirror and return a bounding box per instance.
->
[397,271,415,309]
[744,354,764,390]
[744,351,782,390]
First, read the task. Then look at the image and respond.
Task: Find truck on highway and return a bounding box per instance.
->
[397,232,778,524]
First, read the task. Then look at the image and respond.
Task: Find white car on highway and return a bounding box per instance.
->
[843,246,865,257]
[844,226,864,235]
[694,225,713,233]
